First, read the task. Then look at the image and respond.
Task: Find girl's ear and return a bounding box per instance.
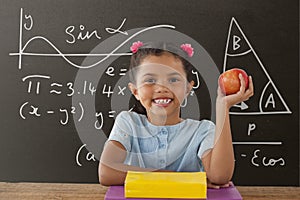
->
[186,80,194,96]
[128,82,140,101]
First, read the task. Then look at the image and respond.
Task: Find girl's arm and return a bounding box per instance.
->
[98,140,127,186]
[202,74,254,185]
[99,140,170,186]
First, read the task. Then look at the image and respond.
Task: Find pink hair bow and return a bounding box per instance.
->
[180,43,194,57]
[130,41,144,53]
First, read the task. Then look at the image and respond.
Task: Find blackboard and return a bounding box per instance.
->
[0,0,298,186]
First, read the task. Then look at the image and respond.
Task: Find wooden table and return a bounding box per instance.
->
[0,182,299,200]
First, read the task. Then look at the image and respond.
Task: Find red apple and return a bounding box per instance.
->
[218,68,249,95]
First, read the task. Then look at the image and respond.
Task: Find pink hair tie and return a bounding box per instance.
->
[130,41,144,53]
[180,43,194,57]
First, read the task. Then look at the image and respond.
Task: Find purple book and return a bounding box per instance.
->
[104,185,242,200]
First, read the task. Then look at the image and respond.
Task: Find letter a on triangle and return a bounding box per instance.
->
[223,17,291,115]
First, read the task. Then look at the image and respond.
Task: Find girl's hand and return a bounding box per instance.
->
[217,74,254,109]
[207,179,232,189]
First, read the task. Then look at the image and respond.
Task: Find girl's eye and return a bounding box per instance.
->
[169,78,180,83]
[145,79,156,84]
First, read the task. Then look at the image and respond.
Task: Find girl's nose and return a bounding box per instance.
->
[154,82,170,93]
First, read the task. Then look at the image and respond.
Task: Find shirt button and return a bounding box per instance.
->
[159,144,166,149]
[121,133,128,137]
[160,160,165,164]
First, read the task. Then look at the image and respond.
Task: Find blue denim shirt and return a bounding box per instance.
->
[108,111,215,172]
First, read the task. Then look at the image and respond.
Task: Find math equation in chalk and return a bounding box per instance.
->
[9,8,289,169]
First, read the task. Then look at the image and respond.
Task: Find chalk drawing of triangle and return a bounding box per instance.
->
[223,17,292,115]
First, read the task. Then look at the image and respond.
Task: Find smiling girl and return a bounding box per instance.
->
[98,42,254,187]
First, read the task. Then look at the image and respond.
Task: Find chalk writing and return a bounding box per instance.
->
[76,144,97,167]
[251,149,285,167]
[102,84,114,98]
[247,123,256,136]
[65,18,128,44]
[95,112,103,129]
[264,91,275,109]
[219,17,292,173]
[21,74,122,97]
[29,104,41,117]
[232,102,248,110]
[24,13,33,30]
[8,8,292,179]
[22,75,50,94]
[65,18,127,44]
[105,66,127,76]
[19,101,84,125]
[65,25,102,44]
[192,70,200,89]
[223,17,291,115]
[9,9,175,69]
[105,18,128,35]
[117,86,126,95]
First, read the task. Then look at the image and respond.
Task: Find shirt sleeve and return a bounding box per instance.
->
[108,111,132,151]
[197,120,215,159]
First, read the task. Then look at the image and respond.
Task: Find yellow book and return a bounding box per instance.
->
[125,171,207,199]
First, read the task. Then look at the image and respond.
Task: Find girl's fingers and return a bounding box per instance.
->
[240,75,254,99]
[247,76,254,95]
[207,182,220,189]
[220,183,230,188]
[239,73,246,93]
[207,181,232,189]
[243,76,254,99]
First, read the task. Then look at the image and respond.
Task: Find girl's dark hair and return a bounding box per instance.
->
[129,42,194,115]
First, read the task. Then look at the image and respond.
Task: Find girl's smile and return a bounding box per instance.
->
[153,98,172,107]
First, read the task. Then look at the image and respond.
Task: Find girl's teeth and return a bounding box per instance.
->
[154,99,171,104]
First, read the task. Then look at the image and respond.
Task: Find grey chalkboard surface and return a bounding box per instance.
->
[0,0,298,185]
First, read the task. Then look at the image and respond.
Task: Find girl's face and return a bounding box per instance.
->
[129,52,194,125]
